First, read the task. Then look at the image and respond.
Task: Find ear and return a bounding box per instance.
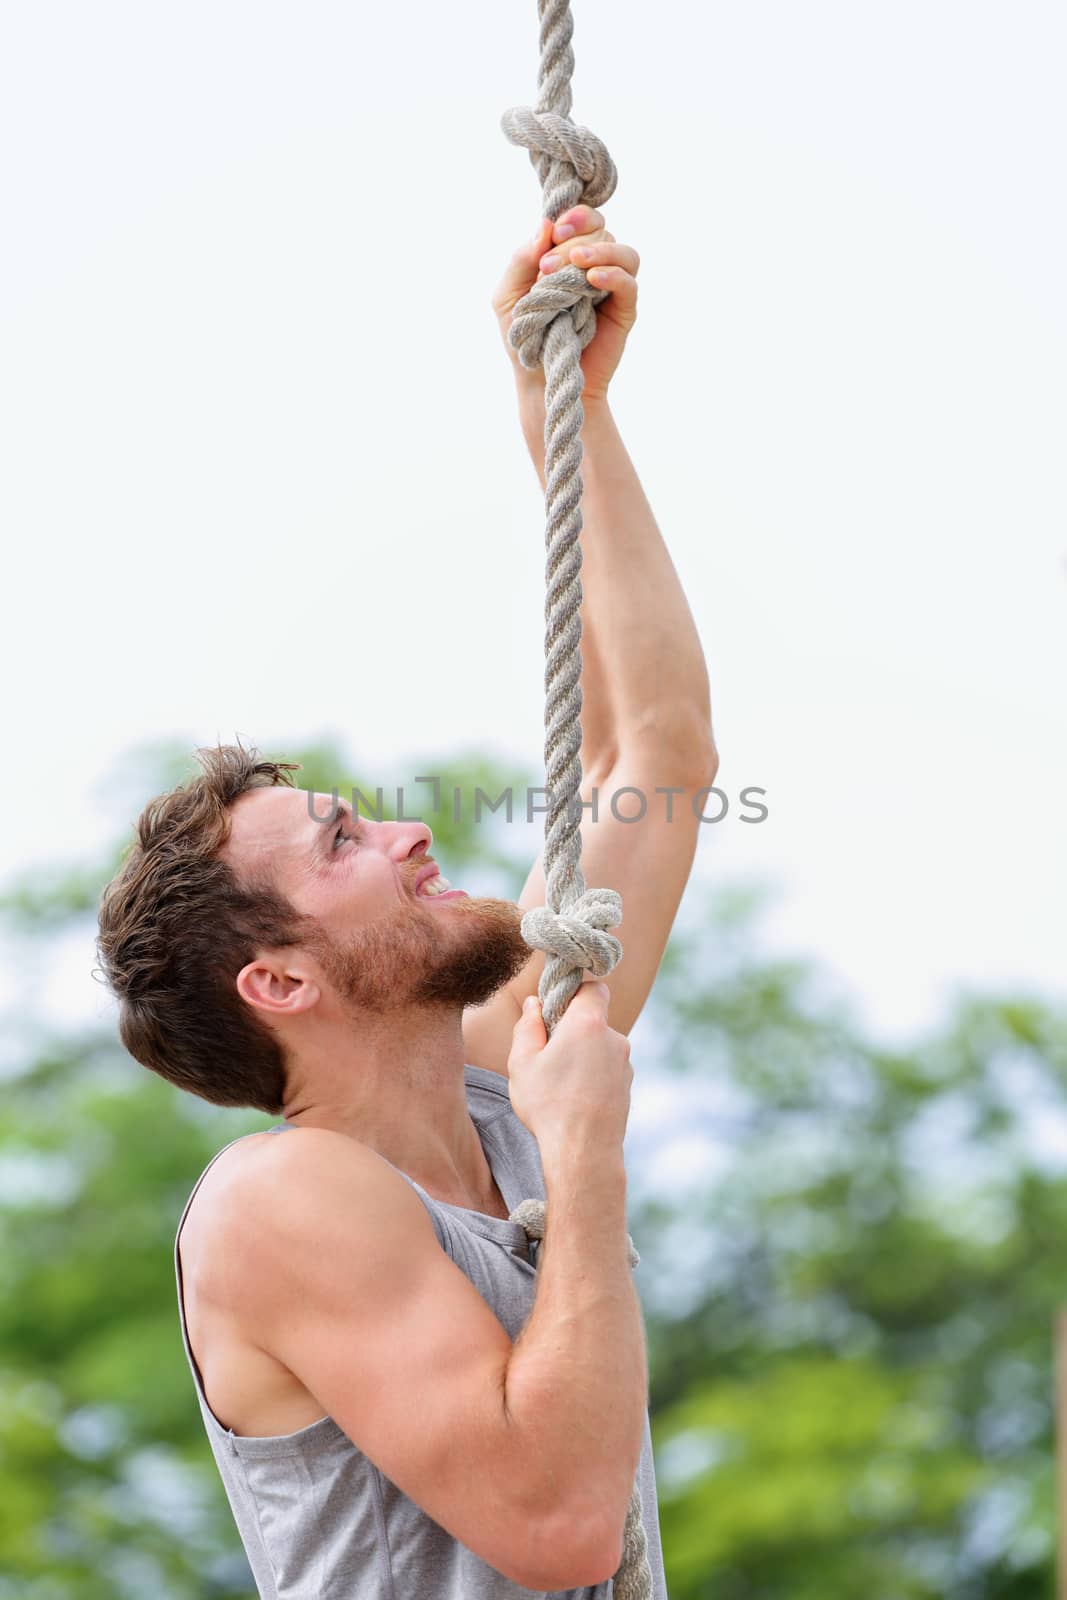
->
[236,955,321,1020]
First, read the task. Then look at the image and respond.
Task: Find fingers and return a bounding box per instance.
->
[518,992,547,1034]
[491,219,555,317]
[538,233,640,315]
[581,260,638,323]
[540,239,640,284]
[514,979,609,1036]
[510,993,548,1063]
[573,979,612,1018]
[581,979,611,997]
[492,208,639,336]
[550,205,606,243]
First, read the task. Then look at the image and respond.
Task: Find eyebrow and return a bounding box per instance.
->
[308,798,353,860]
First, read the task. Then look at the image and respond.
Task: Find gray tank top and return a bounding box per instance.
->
[173,1063,668,1599]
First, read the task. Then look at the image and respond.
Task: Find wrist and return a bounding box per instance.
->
[518,397,613,474]
[516,383,612,429]
[540,1138,628,1197]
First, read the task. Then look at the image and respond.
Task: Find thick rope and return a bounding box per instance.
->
[501,0,623,1038]
[502,7,652,1594]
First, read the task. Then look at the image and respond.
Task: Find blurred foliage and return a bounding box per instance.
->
[641,900,1067,1598]
[0,739,1064,1597]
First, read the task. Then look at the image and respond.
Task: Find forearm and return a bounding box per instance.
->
[502,1143,647,1560]
[519,396,712,767]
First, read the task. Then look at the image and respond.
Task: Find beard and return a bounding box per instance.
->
[307,893,531,1016]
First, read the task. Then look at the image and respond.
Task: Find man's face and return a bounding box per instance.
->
[223,786,530,1014]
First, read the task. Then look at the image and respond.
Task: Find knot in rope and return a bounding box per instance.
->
[509,1197,548,1243]
[503,260,606,373]
[499,99,617,371]
[499,105,617,211]
[502,5,653,1591]
[499,0,628,1037]
[521,884,622,976]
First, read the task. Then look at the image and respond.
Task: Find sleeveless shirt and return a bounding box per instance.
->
[173,1063,668,1598]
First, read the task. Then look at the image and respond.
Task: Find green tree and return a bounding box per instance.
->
[641,892,1065,1598]
[1,743,1063,1597]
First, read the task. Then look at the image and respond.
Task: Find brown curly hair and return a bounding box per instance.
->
[96,741,317,1114]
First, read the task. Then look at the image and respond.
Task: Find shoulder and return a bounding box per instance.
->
[185,1126,348,1223]
[199,1125,409,1227]
[181,1128,430,1308]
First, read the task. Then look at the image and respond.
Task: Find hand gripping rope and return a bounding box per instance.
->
[499,5,652,1593]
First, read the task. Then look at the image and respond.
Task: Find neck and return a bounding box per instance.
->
[279,1003,497,1209]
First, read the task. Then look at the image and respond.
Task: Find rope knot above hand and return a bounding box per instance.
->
[499,103,618,372]
[502,9,651,1590]
[499,106,617,210]
[520,886,622,978]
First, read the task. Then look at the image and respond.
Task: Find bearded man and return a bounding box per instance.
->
[97,204,717,1598]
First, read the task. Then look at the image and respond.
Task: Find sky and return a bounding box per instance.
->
[2,0,1064,1060]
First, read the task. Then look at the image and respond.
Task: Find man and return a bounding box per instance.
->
[97,205,716,1597]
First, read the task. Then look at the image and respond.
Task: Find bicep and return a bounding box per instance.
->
[233,1134,552,1587]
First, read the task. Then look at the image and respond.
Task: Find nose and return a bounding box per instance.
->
[376,818,433,864]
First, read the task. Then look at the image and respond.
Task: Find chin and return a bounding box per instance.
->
[412,895,530,1008]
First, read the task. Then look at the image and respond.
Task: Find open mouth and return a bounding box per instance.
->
[414,869,468,902]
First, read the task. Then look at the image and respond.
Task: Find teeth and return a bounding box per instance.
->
[421,875,452,896]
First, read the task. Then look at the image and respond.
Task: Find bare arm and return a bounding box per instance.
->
[520,395,713,768]
[225,1126,646,1590]
[464,396,717,1068]
[505,1135,647,1565]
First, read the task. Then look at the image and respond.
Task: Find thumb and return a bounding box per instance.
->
[514,993,547,1045]
[492,220,553,318]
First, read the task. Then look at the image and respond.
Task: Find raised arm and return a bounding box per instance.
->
[465,209,717,1069]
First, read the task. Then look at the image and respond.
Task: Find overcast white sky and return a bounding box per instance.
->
[2,0,1064,1050]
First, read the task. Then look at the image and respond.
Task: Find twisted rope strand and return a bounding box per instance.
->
[501,1,623,1035]
[501,5,652,1594]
